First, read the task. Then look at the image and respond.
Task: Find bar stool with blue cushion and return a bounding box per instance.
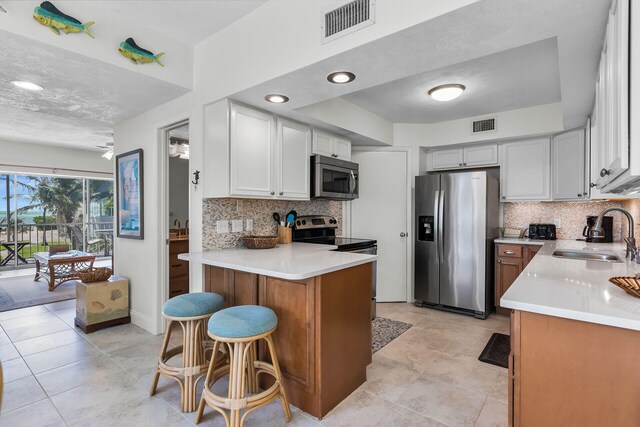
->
[196,305,292,427]
[150,292,224,412]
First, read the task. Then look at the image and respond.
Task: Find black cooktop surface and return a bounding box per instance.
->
[296,236,376,251]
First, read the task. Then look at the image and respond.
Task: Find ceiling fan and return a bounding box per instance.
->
[96,141,114,160]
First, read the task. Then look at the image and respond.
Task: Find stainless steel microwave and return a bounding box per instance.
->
[310,155,359,200]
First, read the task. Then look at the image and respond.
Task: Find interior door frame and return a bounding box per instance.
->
[158,117,189,333]
[349,146,413,303]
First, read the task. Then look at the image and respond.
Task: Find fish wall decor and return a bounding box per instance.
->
[33,1,94,38]
[118,38,164,67]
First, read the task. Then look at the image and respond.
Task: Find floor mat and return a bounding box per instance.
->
[478,332,510,368]
[0,275,76,312]
[372,317,412,353]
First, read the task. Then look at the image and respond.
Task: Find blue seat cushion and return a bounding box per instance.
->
[163,292,224,318]
[208,305,277,338]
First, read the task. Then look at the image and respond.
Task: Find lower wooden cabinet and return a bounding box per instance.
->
[495,243,541,314]
[169,239,189,297]
[203,263,372,418]
[510,310,640,426]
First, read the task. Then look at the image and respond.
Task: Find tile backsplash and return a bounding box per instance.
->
[202,198,343,250]
[503,199,640,241]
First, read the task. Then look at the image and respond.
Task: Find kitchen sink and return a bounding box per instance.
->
[552,249,623,263]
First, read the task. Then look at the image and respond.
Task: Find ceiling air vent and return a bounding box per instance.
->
[322,0,375,44]
[471,117,497,134]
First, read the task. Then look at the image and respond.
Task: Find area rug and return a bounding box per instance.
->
[372,317,412,353]
[478,332,510,368]
[0,275,76,312]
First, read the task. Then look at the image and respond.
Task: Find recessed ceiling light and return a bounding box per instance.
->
[428,84,465,102]
[265,94,289,103]
[327,71,356,84]
[11,80,44,91]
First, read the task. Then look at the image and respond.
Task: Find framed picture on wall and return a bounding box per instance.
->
[116,149,144,239]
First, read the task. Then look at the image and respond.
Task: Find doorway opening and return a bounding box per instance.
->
[164,121,190,301]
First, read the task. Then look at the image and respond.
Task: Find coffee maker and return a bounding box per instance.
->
[583,215,613,243]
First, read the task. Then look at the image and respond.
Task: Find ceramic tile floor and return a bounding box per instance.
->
[0,301,509,427]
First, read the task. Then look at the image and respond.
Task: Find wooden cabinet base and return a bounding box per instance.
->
[74,316,131,333]
[510,310,640,426]
[205,263,373,419]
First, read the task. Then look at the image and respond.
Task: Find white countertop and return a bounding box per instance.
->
[494,238,546,246]
[500,240,640,331]
[178,242,377,280]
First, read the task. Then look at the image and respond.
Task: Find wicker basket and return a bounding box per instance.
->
[79,267,113,283]
[242,235,278,250]
[609,276,640,298]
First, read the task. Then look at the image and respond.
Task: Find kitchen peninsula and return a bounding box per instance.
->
[179,242,377,418]
[500,240,640,427]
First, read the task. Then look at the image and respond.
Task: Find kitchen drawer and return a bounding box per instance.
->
[496,244,523,258]
[169,258,189,278]
[169,240,189,254]
[170,277,189,297]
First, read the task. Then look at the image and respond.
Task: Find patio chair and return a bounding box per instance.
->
[69,225,102,253]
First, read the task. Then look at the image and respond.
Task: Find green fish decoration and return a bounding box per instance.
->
[119,38,165,67]
[33,1,94,38]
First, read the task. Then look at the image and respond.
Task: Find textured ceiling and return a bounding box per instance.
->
[231,0,610,133]
[0,30,188,150]
[343,38,561,123]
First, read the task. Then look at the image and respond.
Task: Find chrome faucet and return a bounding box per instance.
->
[588,207,637,259]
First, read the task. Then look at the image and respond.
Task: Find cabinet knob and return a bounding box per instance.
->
[600,168,611,177]
[502,196,506,200]
[400,232,407,237]
[463,163,467,166]
[577,193,583,197]
[583,192,588,196]
[279,192,283,196]
[590,182,597,188]
[459,163,463,166]
[497,259,502,263]
[270,191,275,195]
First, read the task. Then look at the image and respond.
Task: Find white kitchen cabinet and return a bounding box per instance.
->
[500,138,551,201]
[277,118,311,200]
[552,129,588,201]
[229,103,276,197]
[203,101,311,200]
[312,130,351,161]
[431,144,498,170]
[594,0,629,188]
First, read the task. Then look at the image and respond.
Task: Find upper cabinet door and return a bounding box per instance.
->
[432,149,464,169]
[229,103,276,197]
[277,119,311,200]
[598,0,629,187]
[552,129,587,201]
[312,130,333,158]
[501,138,551,201]
[463,144,498,167]
[334,137,352,161]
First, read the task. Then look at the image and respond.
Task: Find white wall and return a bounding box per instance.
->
[169,157,189,226]
[113,93,192,335]
[0,139,112,178]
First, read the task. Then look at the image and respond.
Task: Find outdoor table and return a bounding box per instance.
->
[0,241,30,267]
[34,251,96,291]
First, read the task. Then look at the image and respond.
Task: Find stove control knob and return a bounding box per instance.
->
[296,220,301,226]
[302,220,306,225]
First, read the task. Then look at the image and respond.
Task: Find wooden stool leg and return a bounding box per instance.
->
[150,320,173,396]
[246,341,258,394]
[229,341,247,427]
[182,319,201,412]
[196,340,220,424]
[265,335,292,421]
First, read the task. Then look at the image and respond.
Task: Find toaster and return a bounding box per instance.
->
[528,224,557,240]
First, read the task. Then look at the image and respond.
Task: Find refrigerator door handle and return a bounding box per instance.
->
[438,190,445,262]
[433,190,440,263]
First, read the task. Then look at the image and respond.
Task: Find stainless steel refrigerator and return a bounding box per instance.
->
[414,171,499,319]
